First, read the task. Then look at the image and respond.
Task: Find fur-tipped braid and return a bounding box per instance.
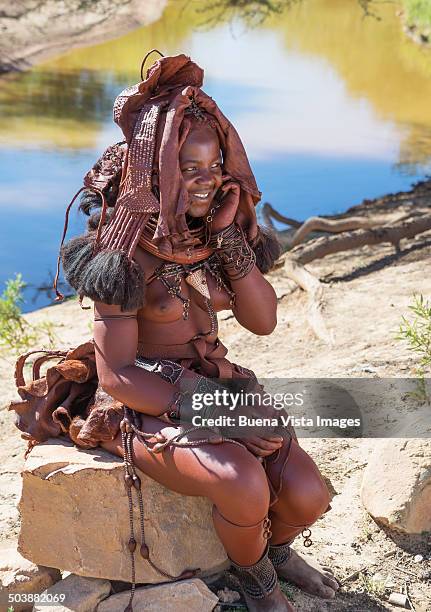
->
[251,225,282,274]
[79,191,104,216]
[79,187,118,218]
[87,208,114,232]
[61,235,145,311]
[61,235,95,288]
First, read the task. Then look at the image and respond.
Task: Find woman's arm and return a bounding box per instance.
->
[211,179,278,335]
[93,301,176,416]
[230,266,277,335]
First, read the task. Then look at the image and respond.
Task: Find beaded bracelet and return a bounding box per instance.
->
[208,223,256,281]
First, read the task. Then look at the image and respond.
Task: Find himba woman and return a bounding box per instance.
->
[18,53,339,611]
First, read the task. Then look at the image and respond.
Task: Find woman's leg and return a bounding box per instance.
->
[102,415,271,564]
[101,415,295,611]
[267,438,331,544]
[265,437,339,599]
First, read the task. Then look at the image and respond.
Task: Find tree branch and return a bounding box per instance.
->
[289,213,431,265]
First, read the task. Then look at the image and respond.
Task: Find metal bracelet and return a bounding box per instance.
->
[209,224,256,281]
[165,391,185,422]
[208,222,239,250]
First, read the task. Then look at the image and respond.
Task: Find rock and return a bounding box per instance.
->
[0,0,167,73]
[18,440,228,583]
[33,574,111,612]
[388,592,409,608]
[97,578,218,612]
[361,439,431,533]
[0,546,60,612]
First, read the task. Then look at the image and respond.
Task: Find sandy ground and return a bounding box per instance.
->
[1,189,430,611]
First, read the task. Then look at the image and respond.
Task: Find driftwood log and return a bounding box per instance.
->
[263,199,431,343]
[262,202,392,250]
[286,211,431,265]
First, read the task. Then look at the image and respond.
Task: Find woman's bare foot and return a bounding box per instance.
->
[241,582,295,612]
[276,548,339,599]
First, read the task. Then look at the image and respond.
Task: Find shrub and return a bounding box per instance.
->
[0,274,59,355]
[398,294,431,375]
[0,274,36,354]
[397,294,431,404]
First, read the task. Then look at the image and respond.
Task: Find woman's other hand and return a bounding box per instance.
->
[242,435,284,457]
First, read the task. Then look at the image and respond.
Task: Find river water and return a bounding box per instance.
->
[0,0,430,312]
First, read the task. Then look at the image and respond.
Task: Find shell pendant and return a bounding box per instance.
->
[185,268,210,299]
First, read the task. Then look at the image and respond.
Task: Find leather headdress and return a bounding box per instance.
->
[92,53,261,259]
[56,53,268,311]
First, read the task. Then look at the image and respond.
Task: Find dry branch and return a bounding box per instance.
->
[262,202,409,249]
[283,259,334,345]
[262,202,302,229]
[266,200,431,344]
[289,215,382,249]
[289,213,431,265]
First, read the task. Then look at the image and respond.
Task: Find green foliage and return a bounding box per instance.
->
[279,579,295,600]
[398,294,431,374]
[358,571,386,597]
[0,274,59,355]
[402,0,431,28]
[196,0,300,28]
[397,294,431,403]
[0,274,37,354]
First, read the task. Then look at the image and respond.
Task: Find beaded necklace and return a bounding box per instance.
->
[147,253,235,338]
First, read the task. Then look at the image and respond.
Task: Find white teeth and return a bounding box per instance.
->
[194,193,210,199]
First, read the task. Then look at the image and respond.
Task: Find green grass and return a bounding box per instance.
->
[279,579,296,600]
[402,0,431,28]
[358,571,386,597]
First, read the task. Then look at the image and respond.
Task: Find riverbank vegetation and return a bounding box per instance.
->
[192,0,431,33]
[0,274,59,355]
[402,0,431,28]
[397,294,431,403]
[398,294,431,378]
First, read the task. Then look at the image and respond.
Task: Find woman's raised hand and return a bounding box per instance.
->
[211,174,241,233]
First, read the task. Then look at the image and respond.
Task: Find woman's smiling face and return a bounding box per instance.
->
[179,123,223,218]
